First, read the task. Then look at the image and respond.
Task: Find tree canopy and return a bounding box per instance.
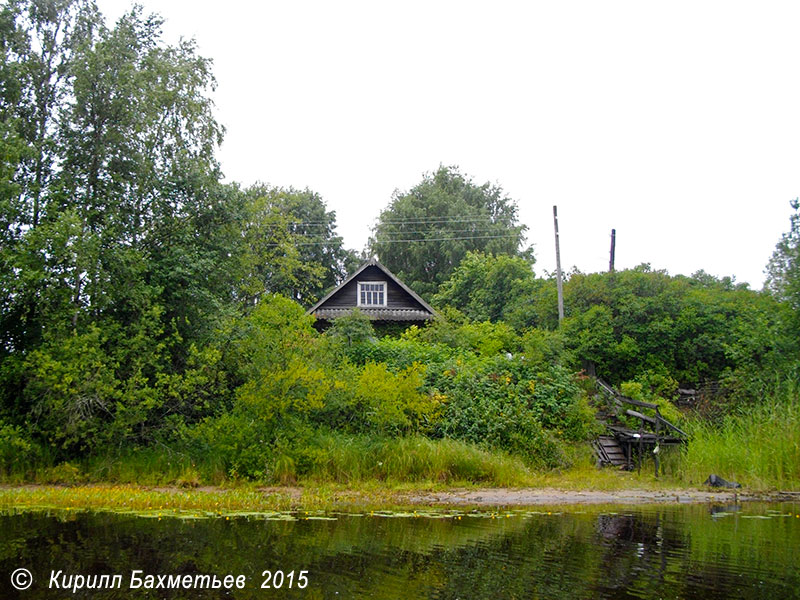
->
[766,198,800,336]
[0,1,354,453]
[557,267,783,387]
[235,184,358,307]
[432,251,538,328]
[370,165,532,297]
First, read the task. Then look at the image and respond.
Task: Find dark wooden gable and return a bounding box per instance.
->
[317,265,424,310]
[307,259,436,323]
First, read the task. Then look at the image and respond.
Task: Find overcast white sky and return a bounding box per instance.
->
[97,0,799,288]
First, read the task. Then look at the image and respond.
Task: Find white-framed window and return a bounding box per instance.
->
[358,281,386,306]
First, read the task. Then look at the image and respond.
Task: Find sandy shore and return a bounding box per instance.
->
[404,487,800,506]
[3,484,798,511]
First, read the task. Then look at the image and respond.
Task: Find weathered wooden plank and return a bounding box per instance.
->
[618,395,659,410]
[656,415,689,438]
[625,409,657,425]
[593,436,629,467]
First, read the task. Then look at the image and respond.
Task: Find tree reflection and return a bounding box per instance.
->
[0,504,798,599]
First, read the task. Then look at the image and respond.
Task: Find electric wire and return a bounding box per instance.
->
[255,216,512,227]
[263,233,524,247]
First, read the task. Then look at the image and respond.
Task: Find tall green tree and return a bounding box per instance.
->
[0,0,100,354]
[433,251,538,329]
[371,165,532,297]
[766,198,800,336]
[0,2,233,451]
[10,0,100,228]
[0,1,29,224]
[236,184,357,306]
[54,6,225,334]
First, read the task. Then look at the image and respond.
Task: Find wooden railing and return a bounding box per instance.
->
[594,378,689,476]
[596,378,689,439]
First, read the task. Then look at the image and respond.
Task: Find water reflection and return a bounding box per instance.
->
[0,502,797,599]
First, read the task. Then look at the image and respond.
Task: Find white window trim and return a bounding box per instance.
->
[357,281,387,307]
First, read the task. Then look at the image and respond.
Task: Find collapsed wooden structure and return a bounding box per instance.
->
[591,379,689,476]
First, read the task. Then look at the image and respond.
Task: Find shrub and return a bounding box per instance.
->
[347,336,462,371]
[326,309,375,346]
[619,372,686,429]
[0,421,36,474]
[350,362,441,435]
[433,357,590,468]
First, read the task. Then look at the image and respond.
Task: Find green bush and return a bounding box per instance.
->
[520,328,572,368]
[349,362,441,435]
[619,372,686,429]
[0,421,36,474]
[325,309,375,347]
[347,336,462,371]
[432,356,591,468]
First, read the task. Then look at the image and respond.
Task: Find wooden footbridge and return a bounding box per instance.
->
[591,378,689,476]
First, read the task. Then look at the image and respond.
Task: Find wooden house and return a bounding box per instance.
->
[307,258,437,327]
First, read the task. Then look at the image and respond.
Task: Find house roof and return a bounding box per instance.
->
[312,308,434,321]
[306,258,437,320]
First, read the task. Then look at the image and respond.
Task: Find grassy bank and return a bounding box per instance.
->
[0,434,699,515]
[0,485,303,514]
[4,394,800,494]
[1,435,547,488]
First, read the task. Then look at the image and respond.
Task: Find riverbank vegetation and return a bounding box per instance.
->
[1,1,799,494]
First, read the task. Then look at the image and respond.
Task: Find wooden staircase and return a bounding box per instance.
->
[592,435,629,469]
[590,377,689,473]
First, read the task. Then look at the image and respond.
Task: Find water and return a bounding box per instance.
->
[1,502,798,599]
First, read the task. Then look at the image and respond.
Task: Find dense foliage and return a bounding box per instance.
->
[433,251,538,328]
[1,2,798,488]
[429,253,791,394]
[180,296,596,479]
[0,1,353,465]
[766,198,800,339]
[370,166,532,297]
[235,184,359,306]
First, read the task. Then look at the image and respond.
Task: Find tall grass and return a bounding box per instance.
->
[678,391,800,490]
[308,434,534,486]
[0,434,538,488]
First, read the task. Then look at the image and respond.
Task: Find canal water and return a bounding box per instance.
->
[1,502,798,599]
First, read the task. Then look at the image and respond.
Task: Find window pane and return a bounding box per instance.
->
[359,282,384,305]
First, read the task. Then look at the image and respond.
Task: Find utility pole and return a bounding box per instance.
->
[553,206,564,324]
[609,228,616,272]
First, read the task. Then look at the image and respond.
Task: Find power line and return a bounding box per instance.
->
[374,233,523,243]
[253,225,525,237]
[377,216,512,225]
[373,227,522,236]
[253,215,510,227]
[264,233,524,247]
[268,227,523,237]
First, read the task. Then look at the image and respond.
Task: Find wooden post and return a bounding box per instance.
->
[654,414,661,478]
[553,206,565,324]
[638,419,644,474]
[609,228,616,272]
[625,441,631,470]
